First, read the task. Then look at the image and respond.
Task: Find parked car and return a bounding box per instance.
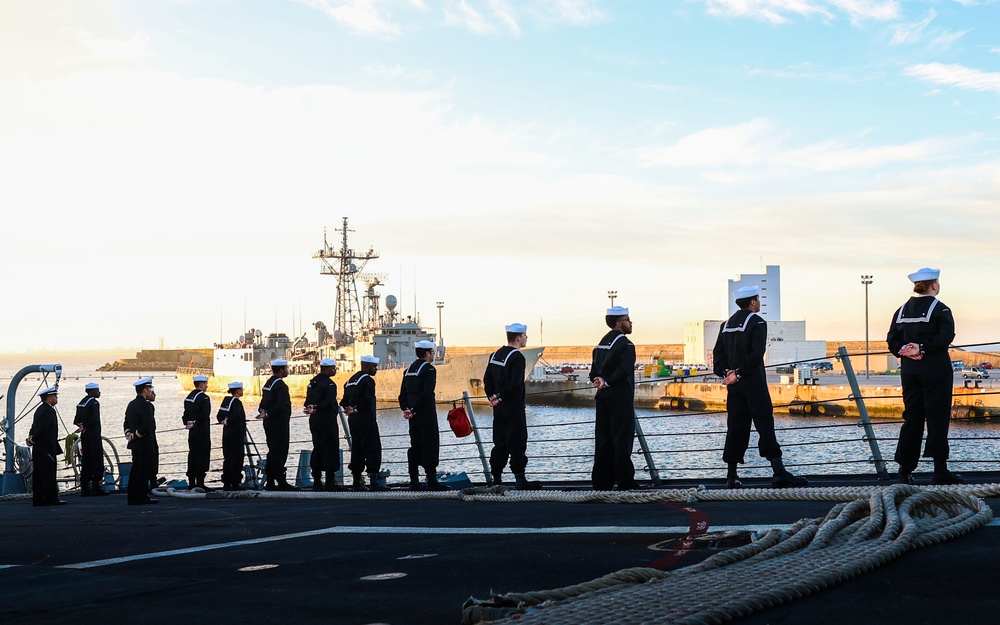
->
[812,361,834,372]
[980,362,993,370]
[962,366,990,379]
[952,360,965,371]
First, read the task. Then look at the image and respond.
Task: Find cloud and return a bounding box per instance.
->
[297,0,402,36]
[635,118,962,172]
[904,62,1000,94]
[702,0,899,25]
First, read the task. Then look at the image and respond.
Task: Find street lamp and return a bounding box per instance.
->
[861,275,873,379]
[436,301,444,346]
[607,290,617,307]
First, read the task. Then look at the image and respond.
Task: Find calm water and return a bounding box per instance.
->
[3,357,999,487]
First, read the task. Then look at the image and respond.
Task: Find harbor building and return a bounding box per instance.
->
[685,265,825,368]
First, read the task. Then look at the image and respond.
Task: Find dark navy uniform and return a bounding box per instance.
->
[712,309,782,464]
[590,331,637,490]
[217,395,246,489]
[259,375,292,485]
[886,296,956,472]
[74,395,105,493]
[483,346,528,478]
[398,360,439,481]
[124,395,157,504]
[343,371,380,476]
[29,402,63,506]
[183,389,212,487]
[306,373,341,488]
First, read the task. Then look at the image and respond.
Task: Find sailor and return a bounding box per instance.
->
[886,268,962,485]
[305,358,342,491]
[713,286,807,489]
[28,386,66,506]
[258,359,299,491]
[123,377,159,505]
[217,381,247,491]
[74,382,109,497]
[342,355,386,491]
[183,374,213,490]
[483,324,540,490]
[399,340,445,491]
[590,306,638,490]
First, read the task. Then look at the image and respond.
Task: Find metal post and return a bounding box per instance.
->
[463,392,492,483]
[633,409,662,486]
[3,364,63,495]
[338,406,352,450]
[838,346,889,480]
[861,275,873,379]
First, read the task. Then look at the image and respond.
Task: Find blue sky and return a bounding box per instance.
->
[1,1,999,352]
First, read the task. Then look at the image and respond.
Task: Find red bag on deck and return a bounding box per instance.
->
[447,406,473,438]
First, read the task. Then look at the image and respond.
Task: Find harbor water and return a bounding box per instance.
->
[4,357,1000,487]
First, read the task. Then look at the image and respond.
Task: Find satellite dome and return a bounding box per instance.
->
[385,295,398,311]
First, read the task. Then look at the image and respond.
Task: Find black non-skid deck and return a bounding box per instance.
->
[2,479,999,625]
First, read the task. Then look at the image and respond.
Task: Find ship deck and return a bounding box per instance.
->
[3,474,1000,625]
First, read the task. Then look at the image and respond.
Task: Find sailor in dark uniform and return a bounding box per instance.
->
[886,267,962,485]
[399,341,445,491]
[305,358,342,491]
[183,374,213,490]
[713,286,807,489]
[343,355,386,491]
[258,359,298,491]
[123,377,159,505]
[74,382,109,497]
[217,381,247,491]
[590,306,638,491]
[484,323,540,490]
[28,386,66,506]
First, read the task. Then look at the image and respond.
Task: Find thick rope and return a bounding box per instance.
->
[460,484,998,625]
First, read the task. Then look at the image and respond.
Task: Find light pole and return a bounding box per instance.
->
[861,275,873,379]
[607,290,617,307]
[436,301,444,345]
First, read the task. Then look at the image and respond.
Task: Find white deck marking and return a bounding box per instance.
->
[0,519,987,571]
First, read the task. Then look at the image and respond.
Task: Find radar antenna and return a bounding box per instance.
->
[313,217,379,347]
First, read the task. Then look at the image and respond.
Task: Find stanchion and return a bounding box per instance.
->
[463,392,492,483]
[838,346,889,480]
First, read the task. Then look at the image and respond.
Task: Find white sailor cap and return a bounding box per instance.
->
[134,377,153,387]
[505,323,527,334]
[38,385,58,397]
[908,267,940,282]
[734,286,760,300]
[227,381,243,390]
[319,358,336,367]
[606,306,629,317]
[414,340,435,349]
[84,382,100,390]
[192,375,210,383]
[360,355,380,365]
[270,358,288,367]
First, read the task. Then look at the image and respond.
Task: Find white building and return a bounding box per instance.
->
[684,265,825,368]
[728,265,780,320]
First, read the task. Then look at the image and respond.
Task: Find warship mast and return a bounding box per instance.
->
[313,217,380,347]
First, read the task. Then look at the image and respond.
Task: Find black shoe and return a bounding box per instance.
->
[898,471,915,485]
[772,471,808,488]
[426,480,448,492]
[931,471,965,485]
[53,500,68,506]
[726,476,743,489]
[409,481,426,492]
[277,482,300,492]
[514,475,542,491]
[91,482,110,496]
[325,483,344,492]
[488,472,503,487]
[312,482,325,492]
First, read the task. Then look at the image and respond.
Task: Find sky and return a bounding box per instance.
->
[1,0,999,353]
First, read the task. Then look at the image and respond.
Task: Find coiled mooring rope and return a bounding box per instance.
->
[459,484,998,625]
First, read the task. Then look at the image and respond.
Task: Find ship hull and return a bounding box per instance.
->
[178,347,544,405]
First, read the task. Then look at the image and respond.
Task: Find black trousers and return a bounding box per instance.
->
[186,429,211,482]
[127,448,155,504]
[722,382,782,464]
[347,413,381,475]
[407,407,440,477]
[309,415,341,482]
[221,428,245,486]
[263,417,290,480]
[895,369,952,472]
[32,451,59,505]
[591,397,636,490]
[490,405,528,476]
[79,434,105,484]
